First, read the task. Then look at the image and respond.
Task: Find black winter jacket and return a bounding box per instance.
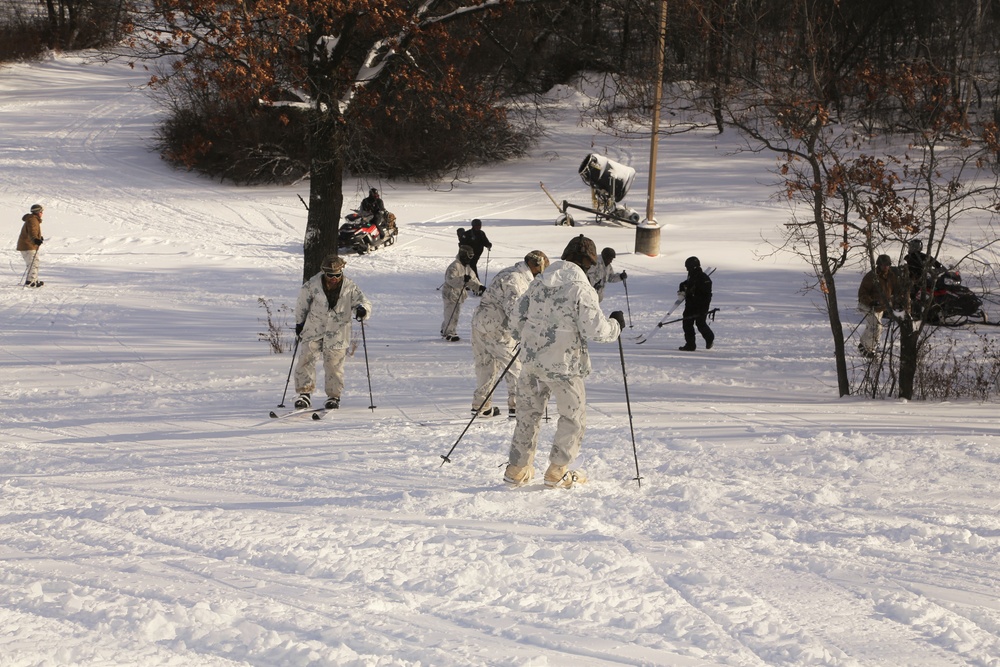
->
[679,267,713,313]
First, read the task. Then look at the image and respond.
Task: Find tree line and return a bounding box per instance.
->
[6,0,1000,399]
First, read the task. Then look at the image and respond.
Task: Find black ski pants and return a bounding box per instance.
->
[683,308,714,348]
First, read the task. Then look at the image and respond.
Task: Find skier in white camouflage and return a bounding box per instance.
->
[293,254,372,410]
[503,235,624,489]
[470,250,550,418]
[586,247,626,302]
[441,244,484,342]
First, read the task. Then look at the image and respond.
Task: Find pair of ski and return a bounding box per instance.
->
[633,267,715,345]
[269,407,332,421]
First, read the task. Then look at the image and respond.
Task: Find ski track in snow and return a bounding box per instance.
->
[1,53,1000,666]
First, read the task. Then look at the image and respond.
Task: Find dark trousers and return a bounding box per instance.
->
[683,309,714,347]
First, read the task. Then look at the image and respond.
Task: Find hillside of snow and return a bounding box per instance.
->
[2,53,999,666]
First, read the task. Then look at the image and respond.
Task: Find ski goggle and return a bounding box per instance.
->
[323,270,343,279]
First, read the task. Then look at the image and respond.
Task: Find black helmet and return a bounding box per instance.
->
[369,188,379,198]
[471,218,482,229]
[684,256,701,270]
[908,239,923,252]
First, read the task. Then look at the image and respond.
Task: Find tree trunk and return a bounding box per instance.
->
[303,115,344,282]
[897,317,918,399]
[809,151,851,396]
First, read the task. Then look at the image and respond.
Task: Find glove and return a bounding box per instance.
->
[295,322,304,339]
[610,310,626,330]
[464,275,471,283]
[476,285,486,296]
[355,305,367,321]
[619,271,627,281]
[677,290,685,299]
[34,238,43,245]
[486,242,493,250]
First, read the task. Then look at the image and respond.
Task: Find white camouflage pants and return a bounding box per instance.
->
[471,326,519,412]
[441,298,463,337]
[294,339,347,399]
[858,306,883,353]
[21,250,39,282]
[507,365,587,469]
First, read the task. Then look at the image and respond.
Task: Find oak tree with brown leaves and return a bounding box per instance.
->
[125,0,544,279]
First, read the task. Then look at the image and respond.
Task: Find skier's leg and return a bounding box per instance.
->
[681,310,697,349]
[859,307,883,353]
[471,327,497,410]
[21,250,39,283]
[696,313,714,346]
[507,367,549,468]
[547,375,587,468]
[322,346,347,400]
[294,339,321,394]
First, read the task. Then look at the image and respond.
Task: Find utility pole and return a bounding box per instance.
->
[636,0,668,257]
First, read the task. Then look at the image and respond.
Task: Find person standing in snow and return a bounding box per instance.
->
[293,254,372,410]
[587,247,625,302]
[503,235,624,489]
[857,254,897,360]
[456,219,492,279]
[441,245,484,341]
[16,204,45,287]
[678,256,714,351]
[470,250,550,418]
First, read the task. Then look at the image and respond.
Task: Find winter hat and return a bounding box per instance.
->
[321,254,346,273]
[601,247,616,265]
[561,234,598,265]
[30,204,43,214]
[908,239,923,253]
[458,245,475,260]
[684,256,701,270]
[876,254,892,268]
[524,250,550,271]
[471,219,482,229]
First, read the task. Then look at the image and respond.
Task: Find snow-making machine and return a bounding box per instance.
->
[541,153,641,226]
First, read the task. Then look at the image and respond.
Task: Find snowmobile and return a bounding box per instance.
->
[338,210,398,254]
[915,270,987,326]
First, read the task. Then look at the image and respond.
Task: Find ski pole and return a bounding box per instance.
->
[440,348,521,465]
[482,248,491,286]
[622,277,633,328]
[657,308,719,328]
[278,336,300,407]
[617,335,642,487]
[359,317,376,411]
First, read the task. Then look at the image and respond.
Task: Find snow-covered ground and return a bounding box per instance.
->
[2,52,999,667]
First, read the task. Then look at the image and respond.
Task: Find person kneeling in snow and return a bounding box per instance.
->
[293,254,372,410]
[503,235,624,489]
[470,250,549,418]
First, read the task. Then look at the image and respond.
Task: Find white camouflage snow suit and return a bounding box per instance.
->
[294,272,372,400]
[471,260,535,414]
[586,257,623,302]
[508,260,621,469]
[441,255,483,338]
